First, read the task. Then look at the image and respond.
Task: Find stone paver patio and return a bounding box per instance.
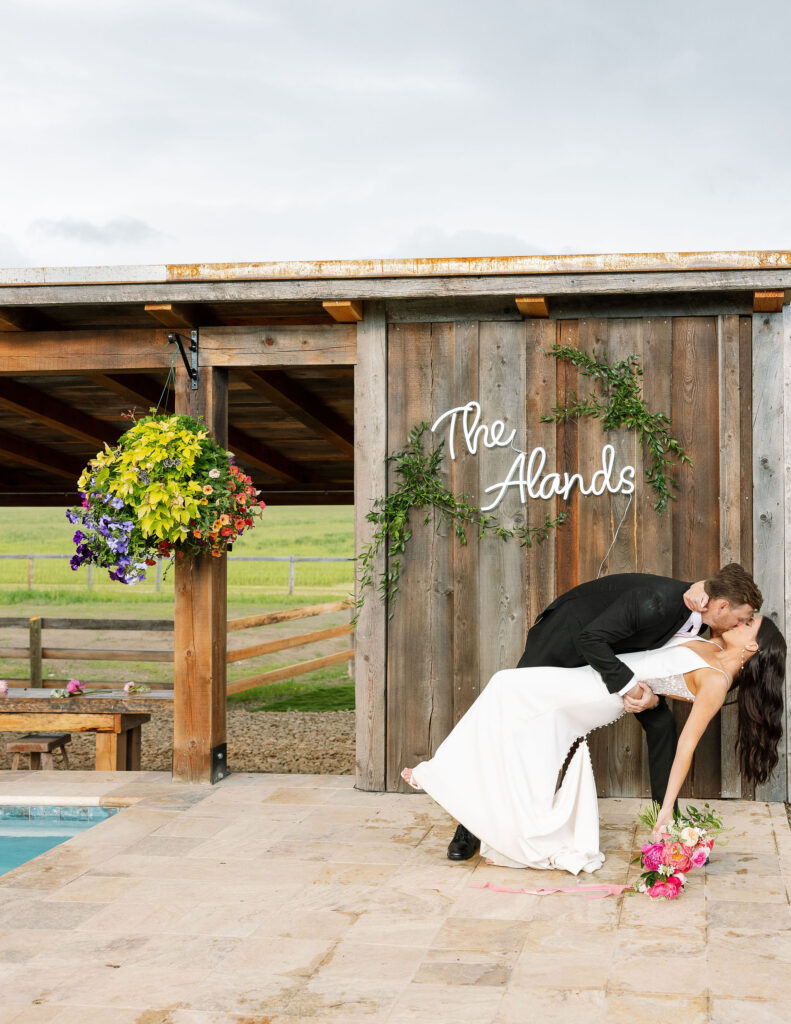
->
[0,770,788,1023]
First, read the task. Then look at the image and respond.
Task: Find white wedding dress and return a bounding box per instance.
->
[408,639,714,875]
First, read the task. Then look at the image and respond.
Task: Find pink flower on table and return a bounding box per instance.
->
[641,843,665,872]
[647,875,683,899]
[66,679,85,694]
[660,841,693,874]
[690,846,710,868]
[0,680,8,697]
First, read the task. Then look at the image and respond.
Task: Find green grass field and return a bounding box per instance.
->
[0,506,356,710]
[0,505,355,598]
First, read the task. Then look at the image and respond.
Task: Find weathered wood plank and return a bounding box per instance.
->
[524,320,558,629]
[199,325,356,366]
[576,318,612,790]
[0,329,175,374]
[784,304,791,802]
[28,617,42,689]
[227,649,354,695]
[636,316,675,797]
[753,310,787,801]
[672,317,721,798]
[228,600,350,633]
[478,321,528,682]
[739,316,754,575]
[555,320,579,597]
[718,313,743,797]
[385,322,454,790]
[604,319,645,798]
[226,623,352,664]
[173,364,228,784]
[1,267,790,307]
[0,713,120,732]
[353,301,387,791]
[40,648,172,663]
[450,321,481,724]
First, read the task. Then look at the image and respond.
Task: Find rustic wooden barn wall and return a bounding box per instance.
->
[382,314,758,796]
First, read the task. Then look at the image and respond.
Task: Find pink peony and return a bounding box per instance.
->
[641,842,665,872]
[647,875,683,900]
[66,679,85,694]
[690,846,710,868]
[660,841,693,874]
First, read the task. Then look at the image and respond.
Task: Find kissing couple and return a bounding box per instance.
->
[402,564,786,873]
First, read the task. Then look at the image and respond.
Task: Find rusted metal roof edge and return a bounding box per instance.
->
[1,251,791,288]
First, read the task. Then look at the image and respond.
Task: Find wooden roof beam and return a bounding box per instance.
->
[516,296,550,318]
[87,373,173,416]
[238,369,354,458]
[144,303,202,329]
[88,373,309,484]
[226,426,308,484]
[0,308,24,331]
[753,290,785,313]
[0,429,84,480]
[322,300,363,322]
[0,380,117,447]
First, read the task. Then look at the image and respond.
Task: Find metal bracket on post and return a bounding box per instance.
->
[168,330,199,390]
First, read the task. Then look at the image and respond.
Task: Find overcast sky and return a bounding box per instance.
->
[1,0,789,269]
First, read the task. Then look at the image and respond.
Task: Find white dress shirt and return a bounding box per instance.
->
[617,610,703,696]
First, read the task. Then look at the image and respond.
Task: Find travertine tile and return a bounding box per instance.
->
[605,993,708,1024]
[387,982,505,1024]
[496,987,605,1023]
[711,997,791,1023]
[607,953,707,996]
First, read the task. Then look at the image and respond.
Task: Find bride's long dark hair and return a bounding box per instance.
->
[734,616,786,785]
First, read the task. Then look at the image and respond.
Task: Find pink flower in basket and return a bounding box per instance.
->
[641,843,665,872]
[647,875,683,900]
[660,842,693,874]
[690,845,710,868]
[66,679,86,695]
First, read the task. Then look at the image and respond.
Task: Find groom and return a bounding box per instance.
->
[447,563,762,860]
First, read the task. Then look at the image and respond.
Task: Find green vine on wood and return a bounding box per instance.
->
[542,343,692,514]
[353,424,567,624]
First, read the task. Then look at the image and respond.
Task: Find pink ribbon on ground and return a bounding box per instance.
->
[470,880,631,900]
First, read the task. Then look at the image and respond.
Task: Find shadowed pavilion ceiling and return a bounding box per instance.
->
[0,298,354,506]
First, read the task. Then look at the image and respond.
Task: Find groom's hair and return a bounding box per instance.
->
[704,563,762,611]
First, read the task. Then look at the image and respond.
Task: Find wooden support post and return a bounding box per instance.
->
[354,301,387,791]
[753,310,787,801]
[173,364,229,784]
[29,616,42,688]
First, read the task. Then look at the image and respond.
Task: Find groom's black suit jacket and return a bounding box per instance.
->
[516,573,693,694]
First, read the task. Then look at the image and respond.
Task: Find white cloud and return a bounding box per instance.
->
[0,0,788,268]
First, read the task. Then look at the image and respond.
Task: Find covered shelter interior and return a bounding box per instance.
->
[0,298,355,509]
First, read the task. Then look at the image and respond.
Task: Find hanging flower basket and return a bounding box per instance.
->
[67,412,266,584]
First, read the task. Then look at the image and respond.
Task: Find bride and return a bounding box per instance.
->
[402,616,786,873]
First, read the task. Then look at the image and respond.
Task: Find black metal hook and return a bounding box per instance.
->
[167,331,199,390]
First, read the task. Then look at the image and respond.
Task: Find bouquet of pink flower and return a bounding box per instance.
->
[631,802,724,899]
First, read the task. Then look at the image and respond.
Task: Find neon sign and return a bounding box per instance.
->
[431,401,636,513]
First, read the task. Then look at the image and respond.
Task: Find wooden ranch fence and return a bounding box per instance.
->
[0,601,353,694]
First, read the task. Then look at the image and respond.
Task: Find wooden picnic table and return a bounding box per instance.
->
[0,689,173,770]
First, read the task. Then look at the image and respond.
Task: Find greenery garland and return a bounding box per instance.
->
[542,343,692,514]
[353,424,567,622]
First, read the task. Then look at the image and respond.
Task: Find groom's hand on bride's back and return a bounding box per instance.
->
[622,681,659,713]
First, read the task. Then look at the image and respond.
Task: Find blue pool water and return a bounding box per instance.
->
[0,806,119,876]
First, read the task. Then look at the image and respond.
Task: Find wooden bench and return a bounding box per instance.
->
[7,732,71,770]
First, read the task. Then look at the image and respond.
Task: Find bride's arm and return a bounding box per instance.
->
[653,672,729,836]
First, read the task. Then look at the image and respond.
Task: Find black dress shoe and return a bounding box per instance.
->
[447,824,480,860]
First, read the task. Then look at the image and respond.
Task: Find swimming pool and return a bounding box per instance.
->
[0,805,119,876]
